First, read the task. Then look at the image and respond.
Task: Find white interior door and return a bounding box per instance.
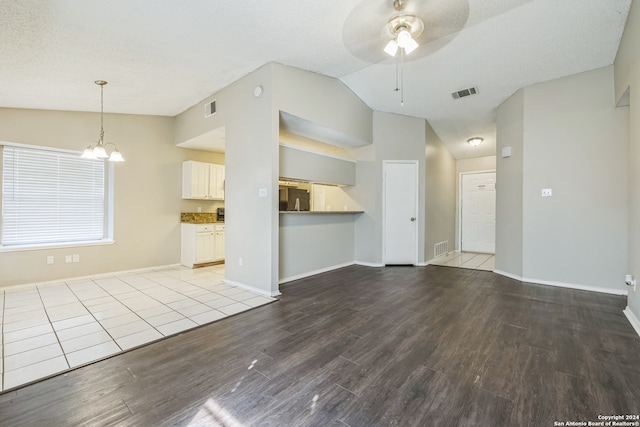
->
[461,172,496,253]
[384,161,418,265]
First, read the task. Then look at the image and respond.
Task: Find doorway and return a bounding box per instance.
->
[383,161,418,265]
[460,172,496,254]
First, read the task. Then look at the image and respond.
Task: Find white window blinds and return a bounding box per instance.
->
[2,145,106,246]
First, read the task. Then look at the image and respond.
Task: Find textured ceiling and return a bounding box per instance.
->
[0,0,631,159]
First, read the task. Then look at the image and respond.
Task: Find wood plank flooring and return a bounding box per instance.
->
[1,265,639,426]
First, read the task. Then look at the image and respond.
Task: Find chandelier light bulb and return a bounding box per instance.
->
[81,146,97,159]
[93,145,108,159]
[108,149,125,162]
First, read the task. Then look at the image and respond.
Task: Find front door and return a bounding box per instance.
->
[461,172,496,253]
[384,161,418,265]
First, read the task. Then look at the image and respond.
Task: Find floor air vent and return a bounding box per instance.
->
[452,87,478,100]
[434,241,448,258]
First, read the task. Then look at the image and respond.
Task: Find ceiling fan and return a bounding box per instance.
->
[383,0,424,57]
[341,0,470,65]
[341,0,470,105]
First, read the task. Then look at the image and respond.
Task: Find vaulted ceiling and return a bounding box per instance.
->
[0,0,631,158]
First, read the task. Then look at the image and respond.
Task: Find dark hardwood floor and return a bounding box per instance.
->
[1,265,639,426]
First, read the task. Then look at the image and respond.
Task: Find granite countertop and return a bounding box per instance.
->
[180,212,223,223]
[279,210,364,214]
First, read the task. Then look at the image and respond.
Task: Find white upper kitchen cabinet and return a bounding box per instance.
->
[183,161,225,200]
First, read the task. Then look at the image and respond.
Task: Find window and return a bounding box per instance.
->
[1,144,109,248]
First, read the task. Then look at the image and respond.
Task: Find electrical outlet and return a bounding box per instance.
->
[541,188,553,197]
[65,255,72,263]
[238,257,243,266]
[72,254,80,263]
[47,256,54,265]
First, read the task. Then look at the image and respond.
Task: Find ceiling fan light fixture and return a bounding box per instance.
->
[384,39,399,56]
[467,137,484,147]
[396,29,413,48]
[382,0,425,105]
[403,35,419,54]
[385,14,423,57]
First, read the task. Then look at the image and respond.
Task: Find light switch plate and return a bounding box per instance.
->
[541,188,552,197]
[501,147,512,158]
[258,187,268,198]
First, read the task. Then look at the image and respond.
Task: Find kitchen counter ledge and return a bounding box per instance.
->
[279,210,364,214]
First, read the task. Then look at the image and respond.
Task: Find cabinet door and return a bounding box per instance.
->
[196,232,215,263]
[214,231,225,260]
[193,162,211,199]
[209,164,225,200]
[184,161,210,199]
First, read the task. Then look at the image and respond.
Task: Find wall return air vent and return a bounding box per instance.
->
[204,100,217,118]
[452,87,478,100]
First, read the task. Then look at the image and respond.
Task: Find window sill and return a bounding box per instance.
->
[0,239,115,253]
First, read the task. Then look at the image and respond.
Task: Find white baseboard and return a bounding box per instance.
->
[623,307,640,338]
[493,269,524,281]
[493,270,627,296]
[1,263,183,292]
[224,279,280,298]
[279,262,355,285]
[415,261,429,267]
[354,261,385,267]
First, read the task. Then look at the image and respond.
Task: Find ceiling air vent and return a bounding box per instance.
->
[452,87,478,100]
[204,100,217,118]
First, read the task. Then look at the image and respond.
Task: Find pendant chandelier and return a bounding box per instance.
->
[81,80,125,162]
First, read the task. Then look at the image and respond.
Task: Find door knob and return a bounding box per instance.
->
[410,217,415,221]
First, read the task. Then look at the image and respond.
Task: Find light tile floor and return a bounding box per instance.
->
[429,251,495,271]
[0,264,275,392]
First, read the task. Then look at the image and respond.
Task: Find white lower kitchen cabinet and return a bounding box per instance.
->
[181,223,225,268]
[214,224,225,260]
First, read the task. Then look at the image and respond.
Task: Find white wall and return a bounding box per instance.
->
[614,0,640,322]
[522,66,628,292]
[425,121,457,261]
[279,145,356,185]
[496,67,629,294]
[279,213,356,282]
[0,108,223,288]
[496,89,525,277]
[454,155,497,251]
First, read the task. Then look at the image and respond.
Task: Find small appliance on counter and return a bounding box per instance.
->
[216,207,225,221]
